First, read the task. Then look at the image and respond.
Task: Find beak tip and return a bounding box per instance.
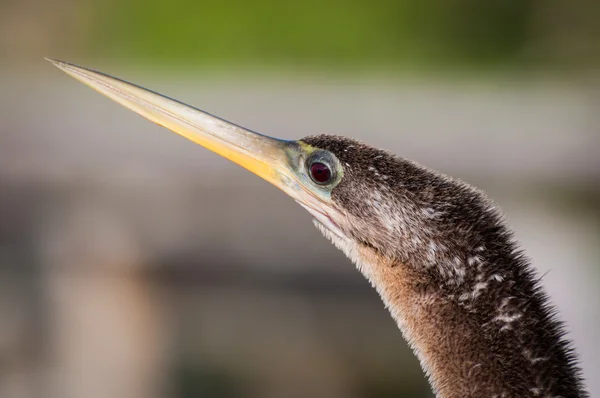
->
[45,57,60,66]
[46,58,75,74]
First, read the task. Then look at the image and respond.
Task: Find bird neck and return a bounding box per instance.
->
[352,244,587,398]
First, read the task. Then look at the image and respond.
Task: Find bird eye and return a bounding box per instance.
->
[305,150,339,186]
[309,162,332,184]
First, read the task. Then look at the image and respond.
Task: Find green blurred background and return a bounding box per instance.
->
[0,1,599,397]
[3,0,600,71]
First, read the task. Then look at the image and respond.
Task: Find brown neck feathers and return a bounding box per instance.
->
[356,244,587,398]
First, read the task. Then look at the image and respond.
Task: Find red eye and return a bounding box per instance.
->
[310,162,332,184]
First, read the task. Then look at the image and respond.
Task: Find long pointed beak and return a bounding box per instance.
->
[46,58,295,190]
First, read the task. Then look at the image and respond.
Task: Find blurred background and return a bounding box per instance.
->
[1,0,599,397]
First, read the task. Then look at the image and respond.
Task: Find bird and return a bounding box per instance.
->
[47,59,588,398]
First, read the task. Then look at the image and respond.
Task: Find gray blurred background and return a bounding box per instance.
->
[1,0,599,397]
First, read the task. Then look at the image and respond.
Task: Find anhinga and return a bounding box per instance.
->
[48,59,588,398]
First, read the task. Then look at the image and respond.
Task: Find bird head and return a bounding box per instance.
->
[48,60,483,274]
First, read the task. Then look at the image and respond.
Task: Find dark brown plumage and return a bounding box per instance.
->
[301,135,588,398]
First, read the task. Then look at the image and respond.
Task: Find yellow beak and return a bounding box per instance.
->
[46,58,295,191]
